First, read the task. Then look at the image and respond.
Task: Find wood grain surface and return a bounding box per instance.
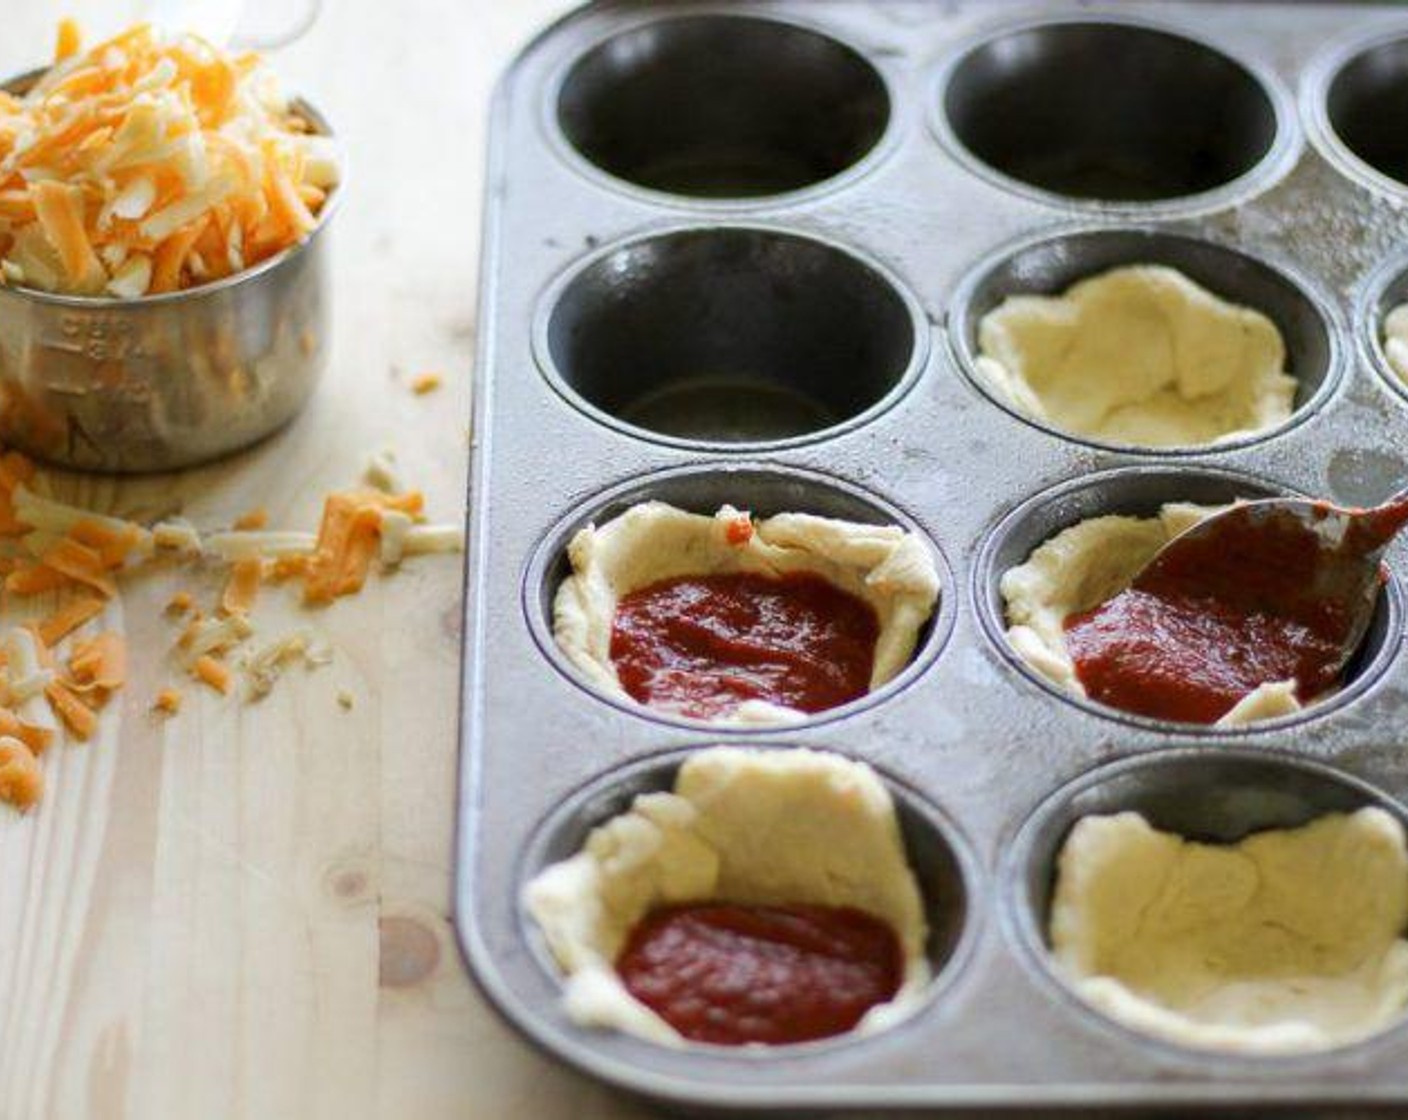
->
[0,3,660,1117]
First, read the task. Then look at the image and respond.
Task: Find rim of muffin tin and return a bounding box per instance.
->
[539,6,902,211]
[928,11,1302,220]
[1302,23,1408,206]
[522,461,958,732]
[515,742,984,1059]
[946,222,1347,457]
[1003,747,1408,1069]
[971,463,1405,737]
[531,221,931,452]
[1356,245,1408,407]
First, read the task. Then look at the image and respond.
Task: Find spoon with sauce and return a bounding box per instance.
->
[1064,496,1408,723]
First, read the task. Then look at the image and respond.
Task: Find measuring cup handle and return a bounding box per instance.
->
[232,0,323,49]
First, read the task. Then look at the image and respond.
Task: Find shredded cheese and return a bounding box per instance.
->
[242,629,326,699]
[364,447,401,493]
[181,613,253,661]
[221,556,262,615]
[152,518,202,553]
[206,529,314,560]
[36,596,103,646]
[233,507,269,531]
[0,736,42,809]
[193,654,231,694]
[0,22,338,297]
[0,432,461,814]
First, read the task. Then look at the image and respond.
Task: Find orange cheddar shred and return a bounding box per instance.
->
[233,508,269,531]
[40,538,117,598]
[45,680,97,740]
[0,709,52,757]
[69,632,126,691]
[221,557,262,615]
[303,490,422,604]
[0,737,42,810]
[193,655,232,694]
[37,596,104,647]
[54,18,82,62]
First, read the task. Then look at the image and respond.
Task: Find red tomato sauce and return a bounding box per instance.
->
[610,572,879,719]
[1064,510,1361,723]
[616,903,904,1045]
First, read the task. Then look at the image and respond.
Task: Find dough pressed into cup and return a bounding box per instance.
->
[1050,808,1408,1055]
[975,265,1296,448]
[553,501,941,724]
[523,747,931,1047]
[999,501,1306,726]
[1384,302,1408,384]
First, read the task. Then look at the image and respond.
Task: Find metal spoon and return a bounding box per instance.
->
[1130,495,1408,679]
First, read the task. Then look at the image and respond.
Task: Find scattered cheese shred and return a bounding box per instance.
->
[206,529,314,560]
[69,633,126,691]
[304,490,422,604]
[233,507,269,531]
[0,436,462,814]
[221,556,262,615]
[364,447,401,493]
[36,597,104,647]
[193,655,232,694]
[0,736,42,810]
[152,519,202,553]
[182,613,253,660]
[7,563,70,596]
[243,630,325,699]
[54,18,82,63]
[45,679,97,739]
[40,537,118,598]
[0,710,51,758]
[411,373,443,395]
[0,22,339,297]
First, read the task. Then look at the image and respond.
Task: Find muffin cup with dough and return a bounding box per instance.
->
[522,747,937,1047]
[974,264,1296,449]
[553,500,941,725]
[1050,807,1408,1056]
[1012,750,1408,1059]
[1382,301,1408,386]
[1001,501,1325,727]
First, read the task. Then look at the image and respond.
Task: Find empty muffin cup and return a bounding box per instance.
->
[1316,31,1408,196]
[950,227,1339,451]
[521,745,974,1049]
[555,15,890,199]
[939,20,1284,207]
[1011,749,1408,1056]
[537,227,925,447]
[976,465,1400,730]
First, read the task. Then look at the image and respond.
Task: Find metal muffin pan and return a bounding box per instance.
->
[458,1,1408,1111]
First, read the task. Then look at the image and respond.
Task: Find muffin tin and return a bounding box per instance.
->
[457,1,1408,1111]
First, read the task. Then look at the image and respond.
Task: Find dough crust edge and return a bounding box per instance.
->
[552,501,941,724]
[523,746,933,1047]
